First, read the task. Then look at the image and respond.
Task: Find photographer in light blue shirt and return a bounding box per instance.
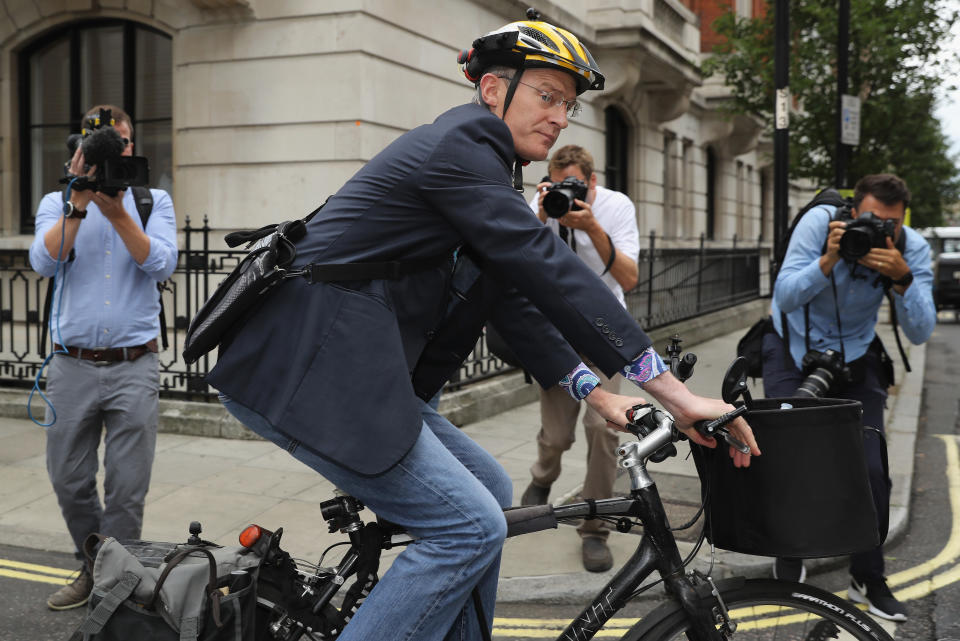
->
[763,174,935,622]
[29,104,178,612]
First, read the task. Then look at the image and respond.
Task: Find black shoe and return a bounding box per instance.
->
[581,537,613,573]
[772,557,806,583]
[848,576,907,622]
[520,482,550,506]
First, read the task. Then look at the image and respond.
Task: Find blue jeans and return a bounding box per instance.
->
[221,395,511,641]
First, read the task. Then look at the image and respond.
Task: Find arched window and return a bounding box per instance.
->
[604,106,629,196]
[18,20,172,233]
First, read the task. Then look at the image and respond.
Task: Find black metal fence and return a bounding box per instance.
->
[0,222,765,399]
[626,232,765,329]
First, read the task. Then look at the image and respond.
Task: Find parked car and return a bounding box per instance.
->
[918,227,960,314]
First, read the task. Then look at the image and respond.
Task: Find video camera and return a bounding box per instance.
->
[834,206,896,261]
[542,176,588,218]
[795,348,851,397]
[62,108,149,196]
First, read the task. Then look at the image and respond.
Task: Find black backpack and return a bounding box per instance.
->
[737,189,851,377]
[41,186,169,356]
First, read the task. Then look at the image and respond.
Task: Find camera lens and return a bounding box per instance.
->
[795,367,835,397]
[839,227,873,260]
[543,190,572,218]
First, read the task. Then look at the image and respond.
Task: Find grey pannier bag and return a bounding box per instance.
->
[71,535,262,641]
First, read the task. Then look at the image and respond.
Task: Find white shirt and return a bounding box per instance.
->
[529,185,640,307]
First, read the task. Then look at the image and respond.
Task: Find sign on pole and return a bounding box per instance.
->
[840,95,861,146]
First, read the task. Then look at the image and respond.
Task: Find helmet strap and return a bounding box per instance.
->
[501,69,523,123]
[501,69,525,191]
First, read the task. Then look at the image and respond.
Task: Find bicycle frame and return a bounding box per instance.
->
[533,418,720,641]
[537,490,717,641]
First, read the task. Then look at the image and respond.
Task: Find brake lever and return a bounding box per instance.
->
[718,429,750,455]
[694,405,750,454]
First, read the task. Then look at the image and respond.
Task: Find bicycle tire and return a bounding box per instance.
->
[622,578,894,641]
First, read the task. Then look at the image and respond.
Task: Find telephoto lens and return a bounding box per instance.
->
[795,366,834,398]
[795,348,846,397]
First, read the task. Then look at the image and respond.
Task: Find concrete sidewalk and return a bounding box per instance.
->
[0,322,924,604]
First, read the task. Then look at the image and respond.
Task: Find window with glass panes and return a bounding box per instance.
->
[18,21,172,233]
[604,107,629,197]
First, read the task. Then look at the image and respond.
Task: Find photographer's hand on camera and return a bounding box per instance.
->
[534,180,552,222]
[819,220,847,276]
[860,237,913,294]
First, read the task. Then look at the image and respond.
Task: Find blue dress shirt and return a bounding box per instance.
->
[29,189,179,349]
[771,204,936,365]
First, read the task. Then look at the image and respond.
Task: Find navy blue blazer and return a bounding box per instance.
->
[208,103,652,476]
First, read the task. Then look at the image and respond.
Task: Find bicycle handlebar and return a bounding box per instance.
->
[625,402,750,459]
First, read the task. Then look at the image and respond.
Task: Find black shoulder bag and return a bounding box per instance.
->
[183,201,446,364]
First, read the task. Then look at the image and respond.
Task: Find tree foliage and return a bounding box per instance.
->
[703,0,960,227]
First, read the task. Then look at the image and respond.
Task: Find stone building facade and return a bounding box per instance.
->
[0,0,775,250]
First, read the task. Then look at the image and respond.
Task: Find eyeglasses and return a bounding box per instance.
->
[500,76,582,118]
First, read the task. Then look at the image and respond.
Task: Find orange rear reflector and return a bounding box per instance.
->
[239,524,263,548]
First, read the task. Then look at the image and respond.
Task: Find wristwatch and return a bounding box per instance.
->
[892,271,913,288]
[63,200,87,219]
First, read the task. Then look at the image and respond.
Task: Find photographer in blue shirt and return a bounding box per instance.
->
[29,104,178,611]
[763,174,935,621]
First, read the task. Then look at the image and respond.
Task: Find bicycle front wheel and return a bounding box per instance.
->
[626,578,893,641]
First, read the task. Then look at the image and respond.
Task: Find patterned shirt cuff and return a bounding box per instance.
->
[559,362,601,401]
[622,347,668,387]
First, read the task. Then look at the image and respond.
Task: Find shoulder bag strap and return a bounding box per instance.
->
[149,546,223,635]
[77,571,142,634]
[780,310,796,370]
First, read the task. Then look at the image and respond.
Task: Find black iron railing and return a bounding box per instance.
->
[626,232,765,329]
[0,223,765,398]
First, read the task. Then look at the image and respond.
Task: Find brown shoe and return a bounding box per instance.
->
[520,482,550,506]
[582,537,613,573]
[47,566,93,611]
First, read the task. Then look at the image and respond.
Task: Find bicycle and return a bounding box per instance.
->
[206,341,896,641]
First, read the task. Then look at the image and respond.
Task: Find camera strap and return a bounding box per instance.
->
[601,232,616,275]
[883,288,912,373]
[829,273,847,364]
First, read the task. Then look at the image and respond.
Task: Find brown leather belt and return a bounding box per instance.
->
[54,339,158,365]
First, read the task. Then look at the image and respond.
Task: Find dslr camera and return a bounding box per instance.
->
[542,176,588,218]
[795,348,851,397]
[62,108,149,196]
[834,206,896,261]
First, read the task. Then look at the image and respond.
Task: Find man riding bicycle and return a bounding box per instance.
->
[208,14,759,641]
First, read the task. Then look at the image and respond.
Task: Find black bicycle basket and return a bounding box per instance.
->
[691,396,886,558]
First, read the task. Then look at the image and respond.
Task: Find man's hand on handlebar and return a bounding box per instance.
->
[641,372,760,468]
[583,386,649,434]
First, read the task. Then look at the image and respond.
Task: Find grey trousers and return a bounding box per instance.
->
[530,364,622,539]
[44,352,159,558]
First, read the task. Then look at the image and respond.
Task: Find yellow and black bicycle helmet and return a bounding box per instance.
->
[458,9,604,95]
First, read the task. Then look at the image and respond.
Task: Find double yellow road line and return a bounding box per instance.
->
[0,558,75,585]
